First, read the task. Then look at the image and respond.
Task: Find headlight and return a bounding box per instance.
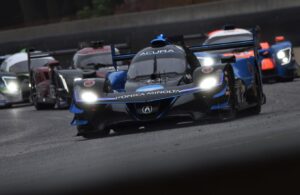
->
[7,82,19,93]
[276,48,291,65]
[199,77,218,90]
[81,91,98,104]
[197,57,215,66]
[202,57,215,66]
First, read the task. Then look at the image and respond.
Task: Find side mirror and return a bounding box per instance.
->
[259,49,270,57]
[221,55,236,64]
[275,36,285,43]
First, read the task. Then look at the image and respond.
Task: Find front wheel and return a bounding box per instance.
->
[77,124,110,139]
[33,97,55,110]
[217,67,237,121]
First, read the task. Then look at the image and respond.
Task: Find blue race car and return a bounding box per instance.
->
[259,36,298,82]
[70,30,265,138]
[203,26,298,82]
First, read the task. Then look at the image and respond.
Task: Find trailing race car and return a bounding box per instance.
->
[1,51,55,102]
[70,30,265,138]
[259,36,298,82]
[0,72,22,108]
[28,42,128,110]
[204,26,298,82]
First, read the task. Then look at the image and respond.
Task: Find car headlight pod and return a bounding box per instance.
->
[202,57,215,66]
[276,48,291,65]
[1,76,20,94]
[80,91,98,104]
[6,82,19,93]
[197,57,215,67]
[199,77,218,90]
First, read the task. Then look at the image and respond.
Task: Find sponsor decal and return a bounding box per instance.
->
[116,89,180,100]
[140,49,175,56]
[83,80,96,88]
[142,106,153,114]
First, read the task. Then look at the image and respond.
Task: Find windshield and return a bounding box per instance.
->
[204,34,253,45]
[74,52,113,69]
[9,58,53,74]
[127,46,187,80]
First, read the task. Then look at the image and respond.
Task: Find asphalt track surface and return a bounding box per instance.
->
[1,80,300,194]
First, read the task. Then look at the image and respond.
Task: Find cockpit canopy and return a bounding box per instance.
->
[204,28,253,45]
[127,45,187,80]
[73,46,118,69]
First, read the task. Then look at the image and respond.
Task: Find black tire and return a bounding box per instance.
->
[0,104,12,109]
[34,102,55,110]
[217,67,237,121]
[281,77,295,82]
[77,124,110,139]
[33,96,55,110]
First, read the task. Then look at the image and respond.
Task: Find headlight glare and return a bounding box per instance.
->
[81,91,98,104]
[203,57,215,66]
[199,77,218,90]
[276,48,291,65]
[276,51,285,59]
[7,82,19,93]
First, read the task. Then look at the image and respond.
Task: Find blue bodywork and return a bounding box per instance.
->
[195,52,256,88]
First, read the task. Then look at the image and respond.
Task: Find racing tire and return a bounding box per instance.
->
[33,96,55,110]
[281,77,295,82]
[77,124,110,139]
[0,104,12,109]
[217,67,237,121]
[34,103,55,110]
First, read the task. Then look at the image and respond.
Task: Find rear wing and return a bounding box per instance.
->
[111,27,260,67]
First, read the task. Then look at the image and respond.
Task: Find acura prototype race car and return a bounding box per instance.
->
[70,30,265,138]
[203,26,298,82]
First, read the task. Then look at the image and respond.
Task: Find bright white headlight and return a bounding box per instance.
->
[199,77,218,90]
[276,48,291,65]
[277,50,286,59]
[203,57,215,66]
[81,91,98,104]
[7,82,19,93]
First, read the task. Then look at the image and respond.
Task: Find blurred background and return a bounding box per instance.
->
[1,0,300,56]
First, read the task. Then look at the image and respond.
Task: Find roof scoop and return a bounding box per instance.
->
[151,34,168,48]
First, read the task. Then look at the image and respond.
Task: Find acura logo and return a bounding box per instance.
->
[142,106,153,114]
